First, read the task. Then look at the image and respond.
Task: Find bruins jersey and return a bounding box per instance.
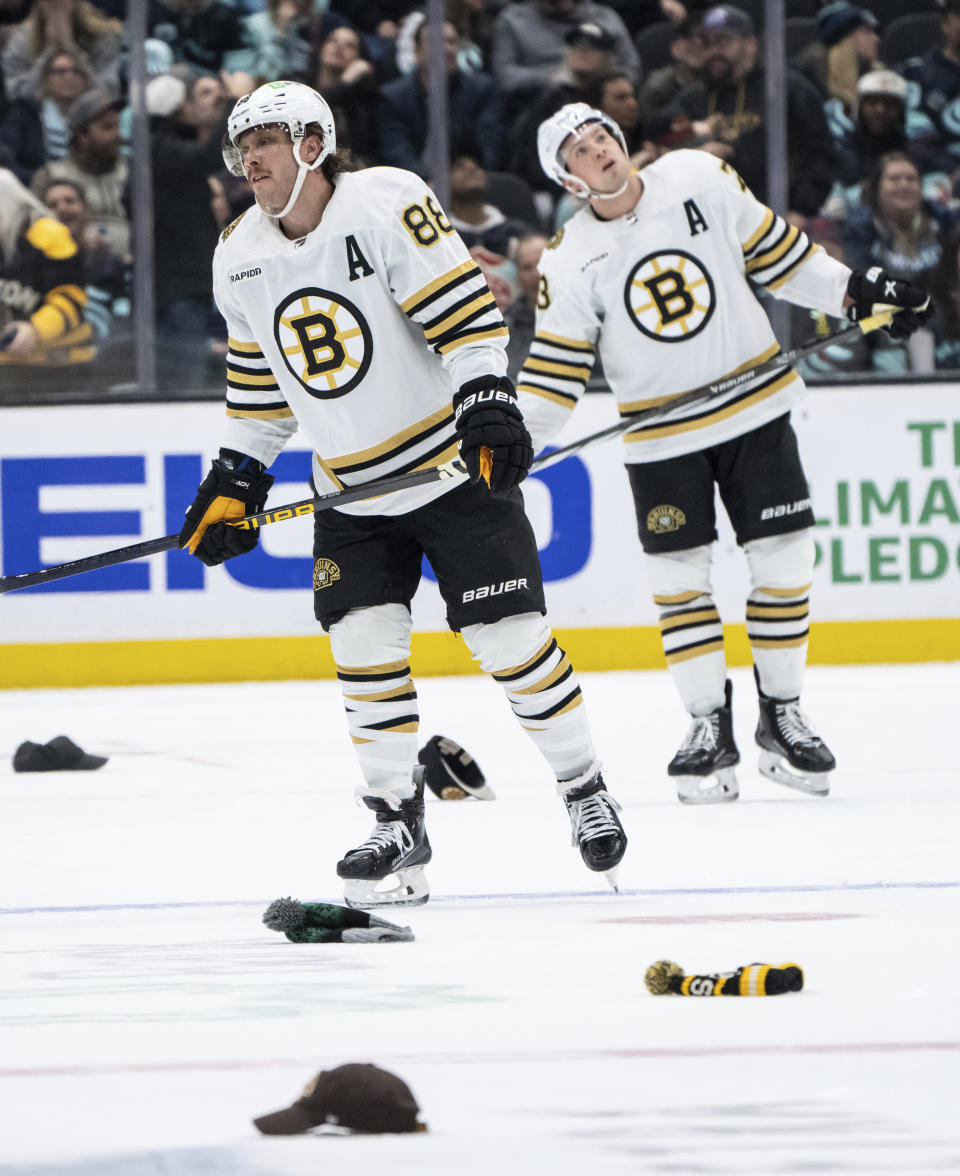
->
[518,149,851,463]
[213,166,508,516]
[0,217,91,366]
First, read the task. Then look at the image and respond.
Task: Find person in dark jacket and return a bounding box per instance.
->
[677,3,838,217]
[378,18,504,175]
[147,69,254,387]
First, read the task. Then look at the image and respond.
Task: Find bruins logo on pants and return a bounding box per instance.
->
[647,505,686,533]
[624,250,715,342]
[274,286,372,398]
[314,557,341,590]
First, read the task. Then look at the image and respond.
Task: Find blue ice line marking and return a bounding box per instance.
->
[1,880,956,915]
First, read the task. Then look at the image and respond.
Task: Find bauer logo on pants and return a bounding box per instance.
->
[647,505,686,533]
[313,558,341,590]
[624,250,715,342]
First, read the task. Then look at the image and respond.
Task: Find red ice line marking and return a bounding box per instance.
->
[2,1042,958,1080]
[599,912,863,924]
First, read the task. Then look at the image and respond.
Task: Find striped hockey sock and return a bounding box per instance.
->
[336,657,419,796]
[491,636,597,781]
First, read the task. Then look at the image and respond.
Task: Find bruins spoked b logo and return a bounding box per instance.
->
[274,287,372,398]
[624,250,715,342]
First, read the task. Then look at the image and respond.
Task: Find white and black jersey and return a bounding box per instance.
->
[212,166,508,515]
[518,149,851,463]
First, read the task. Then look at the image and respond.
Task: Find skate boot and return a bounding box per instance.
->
[755,671,835,796]
[668,679,740,805]
[337,765,432,908]
[560,771,627,891]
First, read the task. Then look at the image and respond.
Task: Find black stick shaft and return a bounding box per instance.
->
[530,317,885,472]
[0,313,891,595]
[0,463,461,594]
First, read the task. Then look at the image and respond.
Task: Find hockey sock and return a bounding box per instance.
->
[746,586,809,699]
[491,635,598,781]
[655,592,727,715]
[644,959,803,996]
[335,657,419,797]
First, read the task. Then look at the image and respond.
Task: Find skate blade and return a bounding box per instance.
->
[675,767,739,805]
[758,750,830,796]
[342,868,430,910]
[604,865,621,893]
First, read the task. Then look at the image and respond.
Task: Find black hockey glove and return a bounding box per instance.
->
[846,267,931,341]
[453,376,533,492]
[179,448,274,567]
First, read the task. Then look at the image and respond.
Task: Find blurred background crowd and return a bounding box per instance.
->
[0,0,955,398]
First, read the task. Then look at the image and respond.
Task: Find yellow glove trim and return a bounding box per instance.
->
[185,495,245,554]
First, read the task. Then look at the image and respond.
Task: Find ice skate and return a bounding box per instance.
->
[560,771,627,890]
[337,766,432,908]
[755,674,835,796]
[668,679,740,804]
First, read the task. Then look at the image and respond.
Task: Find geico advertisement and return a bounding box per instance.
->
[0,385,956,645]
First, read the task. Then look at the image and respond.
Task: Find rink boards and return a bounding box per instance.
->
[1,382,958,686]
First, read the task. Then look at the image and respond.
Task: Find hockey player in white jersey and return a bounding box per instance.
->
[523,103,930,804]
[178,82,627,904]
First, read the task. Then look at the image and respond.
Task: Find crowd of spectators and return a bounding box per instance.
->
[0,0,956,392]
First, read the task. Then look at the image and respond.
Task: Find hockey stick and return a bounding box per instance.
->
[0,309,897,595]
[528,309,896,473]
[0,459,467,594]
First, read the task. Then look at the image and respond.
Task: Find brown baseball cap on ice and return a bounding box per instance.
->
[252,1064,424,1135]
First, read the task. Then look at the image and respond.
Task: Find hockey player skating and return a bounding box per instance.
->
[178,82,626,905]
[522,103,930,804]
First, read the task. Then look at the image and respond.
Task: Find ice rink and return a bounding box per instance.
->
[2,662,959,1175]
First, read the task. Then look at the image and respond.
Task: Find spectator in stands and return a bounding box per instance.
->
[504,230,547,382]
[0,47,94,185]
[223,0,314,82]
[637,10,705,122]
[2,0,124,100]
[826,70,955,215]
[507,22,618,187]
[491,0,638,108]
[842,151,955,281]
[792,2,879,111]
[929,224,960,369]
[39,176,130,355]
[900,0,960,176]
[148,0,245,75]
[447,142,532,253]
[676,3,837,217]
[0,167,92,375]
[395,5,486,76]
[379,18,504,175]
[146,69,254,387]
[584,68,642,154]
[312,23,380,165]
[31,86,129,257]
[842,151,952,372]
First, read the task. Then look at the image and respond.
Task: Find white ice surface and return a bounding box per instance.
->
[1,663,958,1175]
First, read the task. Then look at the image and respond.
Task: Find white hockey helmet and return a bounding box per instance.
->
[537,102,628,199]
[222,80,337,219]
